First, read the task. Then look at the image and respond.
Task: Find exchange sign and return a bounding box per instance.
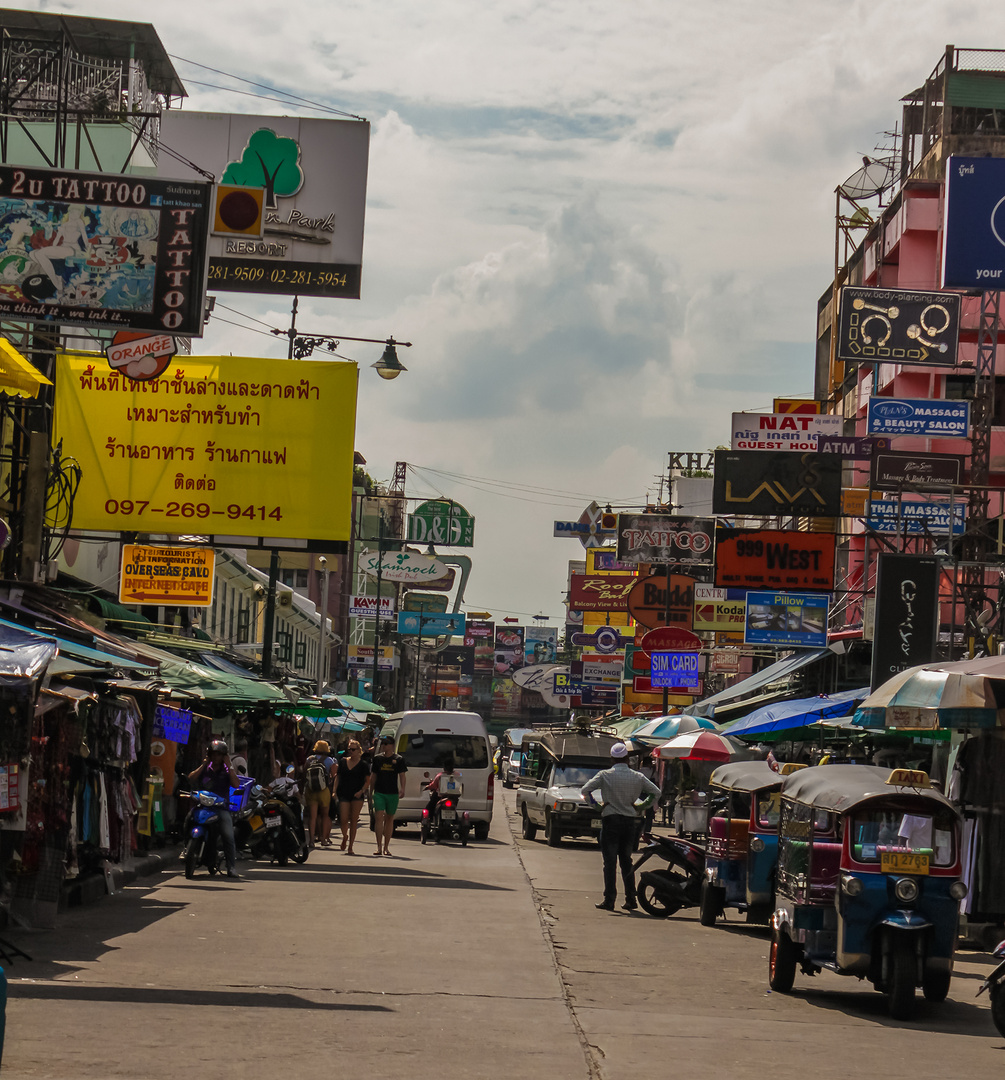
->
[714,527,836,591]
[615,514,714,566]
[744,592,829,649]
[119,544,214,607]
[407,499,475,547]
[837,287,961,366]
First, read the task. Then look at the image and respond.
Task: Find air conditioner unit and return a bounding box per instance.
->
[278,590,294,608]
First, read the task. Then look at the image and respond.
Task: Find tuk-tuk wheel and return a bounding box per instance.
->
[921,965,951,1003]
[699,880,724,927]
[768,926,798,993]
[887,937,917,1020]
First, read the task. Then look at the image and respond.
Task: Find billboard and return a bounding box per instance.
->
[119,544,214,606]
[494,625,525,676]
[569,574,637,611]
[159,113,369,298]
[627,574,696,631]
[693,595,747,632]
[731,412,842,452]
[870,555,939,692]
[407,499,474,547]
[866,398,969,437]
[397,611,466,637]
[836,287,961,366]
[744,591,829,648]
[464,620,495,674]
[942,156,1005,288]
[712,450,843,517]
[349,595,395,619]
[491,676,523,718]
[817,435,883,459]
[524,626,558,666]
[0,165,211,335]
[714,527,836,591]
[774,399,822,414]
[615,514,714,566]
[650,651,701,690]
[55,352,357,544]
[870,450,965,491]
[866,499,965,535]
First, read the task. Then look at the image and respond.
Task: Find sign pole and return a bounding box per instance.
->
[369,513,384,702]
[262,549,280,679]
[662,563,672,715]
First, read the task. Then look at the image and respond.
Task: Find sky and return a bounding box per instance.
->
[23,0,1005,623]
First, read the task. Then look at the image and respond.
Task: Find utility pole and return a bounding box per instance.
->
[369,513,385,702]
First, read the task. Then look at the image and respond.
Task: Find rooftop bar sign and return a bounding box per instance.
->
[867,398,969,437]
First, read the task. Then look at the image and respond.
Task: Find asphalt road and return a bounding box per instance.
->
[1,788,1002,1078]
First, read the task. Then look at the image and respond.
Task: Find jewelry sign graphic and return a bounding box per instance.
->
[836,287,960,367]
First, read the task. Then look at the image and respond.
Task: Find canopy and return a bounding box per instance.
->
[0,339,51,399]
[336,694,387,714]
[720,688,869,740]
[688,649,831,718]
[632,714,719,746]
[130,642,288,704]
[0,621,56,683]
[779,763,958,815]
[0,617,156,676]
[709,760,785,793]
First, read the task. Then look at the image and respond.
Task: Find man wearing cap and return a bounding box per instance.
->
[581,742,660,911]
[367,735,407,856]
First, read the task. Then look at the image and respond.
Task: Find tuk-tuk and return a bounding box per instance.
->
[770,764,966,1020]
[701,761,801,926]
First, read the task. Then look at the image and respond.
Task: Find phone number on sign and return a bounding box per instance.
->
[104,499,282,523]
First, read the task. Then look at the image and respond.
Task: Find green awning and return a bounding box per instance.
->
[337,694,386,714]
[274,704,345,719]
[130,643,288,704]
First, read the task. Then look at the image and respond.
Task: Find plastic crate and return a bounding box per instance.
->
[229,776,255,813]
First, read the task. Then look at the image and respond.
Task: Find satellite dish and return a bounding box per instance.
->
[839,157,895,201]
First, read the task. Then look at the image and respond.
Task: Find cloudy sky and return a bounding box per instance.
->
[26,0,1005,622]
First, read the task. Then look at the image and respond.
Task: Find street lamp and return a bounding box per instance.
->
[271,318,411,375]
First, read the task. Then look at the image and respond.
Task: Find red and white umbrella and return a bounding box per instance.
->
[654,730,738,762]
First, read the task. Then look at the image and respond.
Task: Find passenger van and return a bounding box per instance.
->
[380,711,494,839]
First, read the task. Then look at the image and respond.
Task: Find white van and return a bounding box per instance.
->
[380,710,494,839]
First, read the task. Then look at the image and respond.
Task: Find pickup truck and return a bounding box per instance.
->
[515,731,619,846]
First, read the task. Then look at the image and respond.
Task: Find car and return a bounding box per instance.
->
[501,749,522,788]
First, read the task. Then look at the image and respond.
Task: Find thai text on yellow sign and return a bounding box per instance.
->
[54,353,358,541]
[120,545,215,606]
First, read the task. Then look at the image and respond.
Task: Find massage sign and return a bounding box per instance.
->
[0,165,212,335]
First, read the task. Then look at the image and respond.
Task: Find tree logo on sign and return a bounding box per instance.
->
[223,129,304,209]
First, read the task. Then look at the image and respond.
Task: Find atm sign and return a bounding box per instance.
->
[650,651,701,689]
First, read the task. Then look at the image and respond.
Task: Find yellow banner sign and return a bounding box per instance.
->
[120,545,215,606]
[55,353,358,541]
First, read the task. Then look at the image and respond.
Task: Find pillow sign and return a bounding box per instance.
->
[650,650,701,689]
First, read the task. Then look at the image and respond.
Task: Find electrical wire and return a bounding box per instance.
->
[208,315,282,340]
[214,303,282,331]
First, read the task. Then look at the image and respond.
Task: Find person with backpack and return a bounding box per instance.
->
[304,740,335,849]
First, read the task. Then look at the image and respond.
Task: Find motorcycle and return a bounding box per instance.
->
[632,833,706,917]
[421,794,471,846]
[236,774,310,865]
[182,789,228,879]
[977,939,1005,1037]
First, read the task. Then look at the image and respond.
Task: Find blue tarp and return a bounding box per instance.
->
[688,648,832,718]
[0,622,56,683]
[719,687,870,739]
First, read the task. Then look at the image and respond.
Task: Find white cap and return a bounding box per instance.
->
[610,742,628,758]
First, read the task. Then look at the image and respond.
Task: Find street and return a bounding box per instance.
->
[3,788,1003,1079]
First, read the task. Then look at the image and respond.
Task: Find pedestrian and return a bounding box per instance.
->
[367,734,407,857]
[304,740,336,848]
[580,742,660,912]
[335,739,369,855]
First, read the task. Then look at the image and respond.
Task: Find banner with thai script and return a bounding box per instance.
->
[55,352,358,543]
[731,412,842,451]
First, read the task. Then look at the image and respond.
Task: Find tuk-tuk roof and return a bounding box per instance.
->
[521,730,620,764]
[779,764,958,816]
[709,760,785,794]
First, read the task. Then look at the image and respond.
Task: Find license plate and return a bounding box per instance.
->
[248,815,264,831]
[265,817,282,829]
[881,851,929,875]
[440,810,456,821]
[591,818,602,829]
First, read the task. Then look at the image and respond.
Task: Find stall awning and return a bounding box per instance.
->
[688,649,833,719]
[130,642,288,704]
[0,621,56,683]
[0,339,51,399]
[336,694,387,714]
[0,616,157,675]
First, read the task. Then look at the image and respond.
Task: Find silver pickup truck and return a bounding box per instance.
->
[515,731,619,846]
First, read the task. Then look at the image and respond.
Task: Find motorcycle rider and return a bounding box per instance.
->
[424,758,461,816]
[188,740,244,880]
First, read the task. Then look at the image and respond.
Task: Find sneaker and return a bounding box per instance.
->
[595,901,615,911]
[621,901,638,911]
[226,871,245,880]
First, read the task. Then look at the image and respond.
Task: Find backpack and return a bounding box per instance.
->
[305,755,329,793]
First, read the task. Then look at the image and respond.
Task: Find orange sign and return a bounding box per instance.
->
[714,528,836,591]
[119,544,215,607]
[626,575,695,631]
[774,398,823,414]
[842,487,870,516]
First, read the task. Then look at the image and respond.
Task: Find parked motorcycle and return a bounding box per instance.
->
[421,795,470,846]
[632,833,706,917]
[977,939,1005,1037]
[182,789,228,878]
[236,776,310,865]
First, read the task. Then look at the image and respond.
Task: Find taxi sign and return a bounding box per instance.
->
[778,763,807,775]
[119,545,214,607]
[885,768,930,788]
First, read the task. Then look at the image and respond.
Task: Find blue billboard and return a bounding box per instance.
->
[867,398,969,437]
[943,156,1005,288]
[650,650,701,690]
[866,499,965,536]
[744,591,829,649]
[397,611,466,637]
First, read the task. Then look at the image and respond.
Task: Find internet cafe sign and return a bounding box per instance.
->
[615,514,713,566]
[407,499,475,547]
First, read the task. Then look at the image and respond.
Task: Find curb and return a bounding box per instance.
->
[61,845,181,909]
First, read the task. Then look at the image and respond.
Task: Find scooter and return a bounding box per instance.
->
[182,789,228,879]
[421,794,470,846]
[977,939,1005,1037]
[632,833,706,917]
[264,776,310,864]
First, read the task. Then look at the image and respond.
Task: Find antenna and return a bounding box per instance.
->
[839,157,896,201]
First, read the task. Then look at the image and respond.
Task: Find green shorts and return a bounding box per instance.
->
[372,791,399,815]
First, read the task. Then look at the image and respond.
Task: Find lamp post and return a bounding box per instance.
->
[316,555,330,698]
[272,321,411,378]
[369,513,385,703]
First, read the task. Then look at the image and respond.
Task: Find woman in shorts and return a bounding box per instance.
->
[335,740,369,855]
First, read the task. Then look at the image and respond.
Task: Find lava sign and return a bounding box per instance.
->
[650,651,701,690]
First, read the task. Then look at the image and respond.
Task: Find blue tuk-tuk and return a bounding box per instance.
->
[701,761,799,926]
[770,764,966,1020]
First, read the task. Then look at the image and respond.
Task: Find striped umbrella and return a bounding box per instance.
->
[654,730,739,762]
[632,714,719,746]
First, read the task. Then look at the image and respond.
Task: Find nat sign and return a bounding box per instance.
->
[714,527,836,591]
[712,450,843,517]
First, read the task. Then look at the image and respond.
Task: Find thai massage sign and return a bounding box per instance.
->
[54,352,358,542]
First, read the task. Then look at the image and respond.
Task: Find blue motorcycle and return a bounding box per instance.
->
[183,789,228,879]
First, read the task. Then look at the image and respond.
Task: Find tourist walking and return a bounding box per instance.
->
[581,742,660,912]
[335,739,369,855]
[368,735,407,857]
[304,740,336,848]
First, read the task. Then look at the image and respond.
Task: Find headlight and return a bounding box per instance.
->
[841,874,864,897]
[749,836,766,853]
[894,877,920,903]
[950,880,968,901]
[559,801,577,813]
[196,792,218,807]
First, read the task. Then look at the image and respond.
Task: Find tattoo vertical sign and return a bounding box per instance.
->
[870,554,939,691]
